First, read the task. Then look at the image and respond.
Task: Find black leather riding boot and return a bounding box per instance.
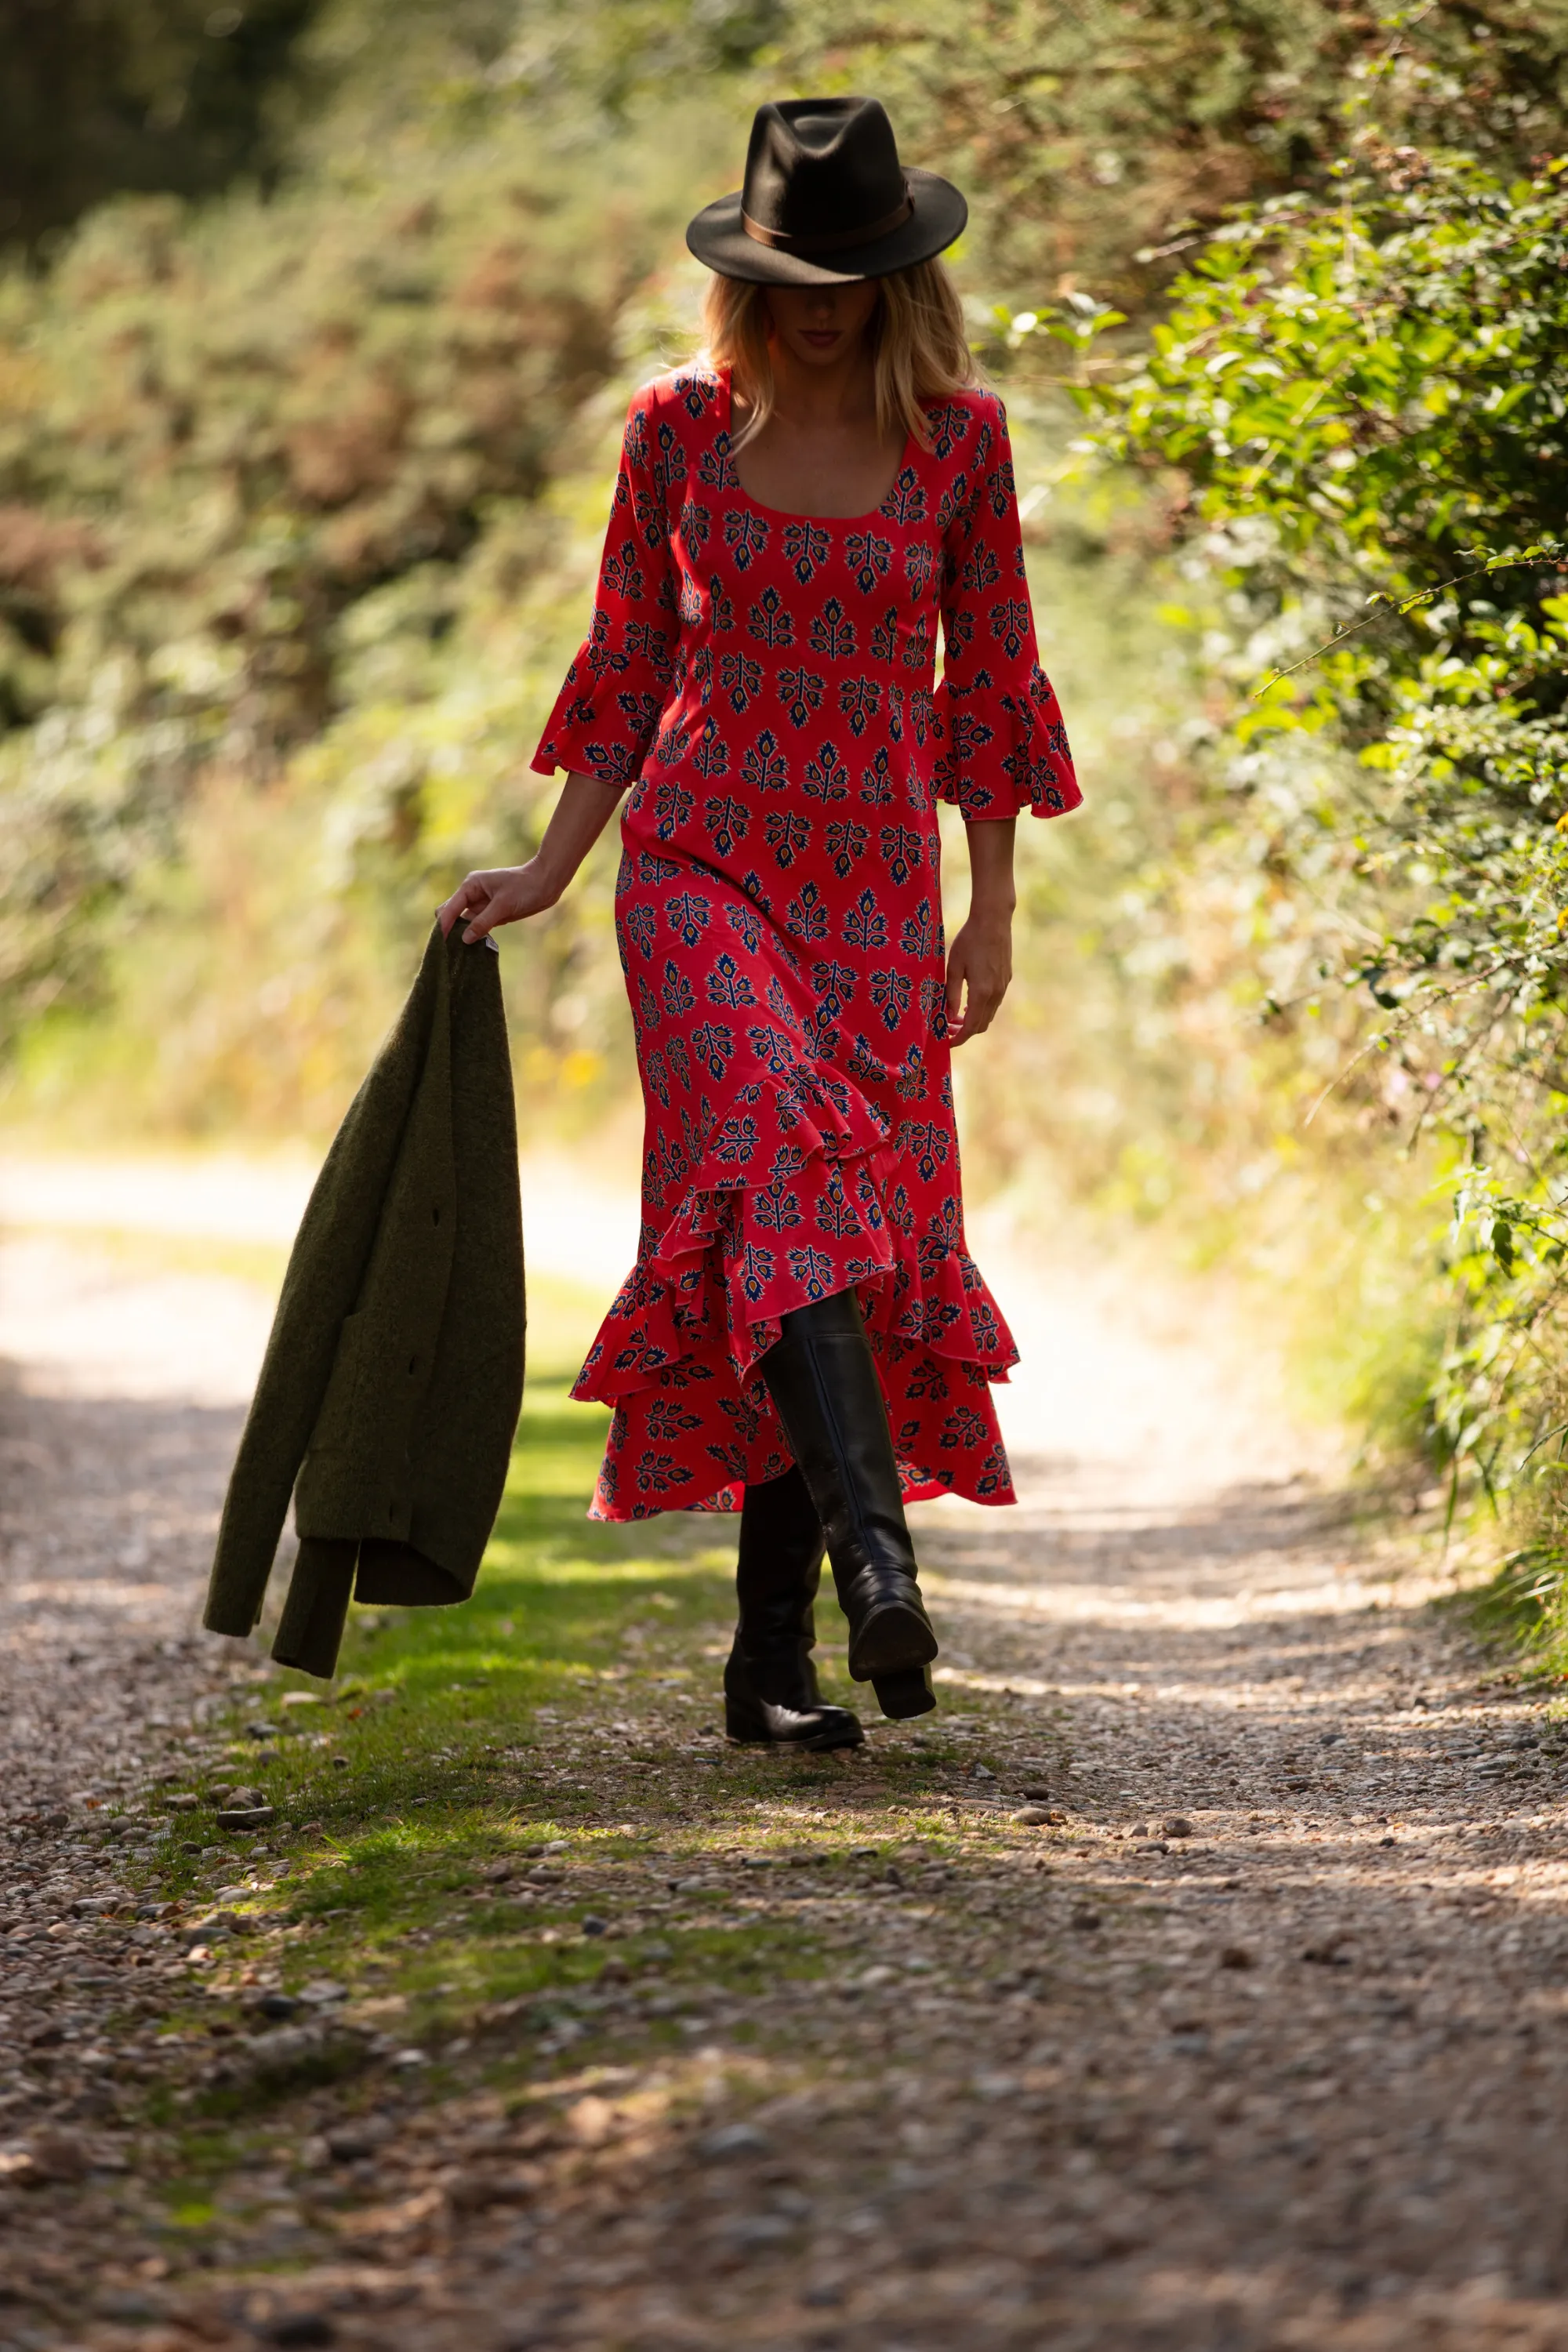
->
[724,1465,864,1750]
[759,1288,938,1719]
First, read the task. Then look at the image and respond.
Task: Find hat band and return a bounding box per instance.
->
[741,184,913,255]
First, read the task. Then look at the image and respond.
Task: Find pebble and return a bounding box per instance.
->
[95,2292,162,2323]
[1163,1817,1194,1838]
[184,1911,237,1944]
[1011,1805,1055,1825]
[971,2071,1021,2100]
[720,2212,794,2249]
[696,2122,771,2161]
[12,2130,89,2184]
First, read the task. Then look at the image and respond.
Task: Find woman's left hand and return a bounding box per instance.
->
[947,815,1017,1047]
[945,908,1013,1047]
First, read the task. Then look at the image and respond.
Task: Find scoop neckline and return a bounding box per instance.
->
[724,368,918,527]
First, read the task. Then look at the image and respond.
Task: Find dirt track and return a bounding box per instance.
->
[4,1158,1568,2351]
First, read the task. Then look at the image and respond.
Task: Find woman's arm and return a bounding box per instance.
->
[438,771,624,942]
[945,815,1016,1047]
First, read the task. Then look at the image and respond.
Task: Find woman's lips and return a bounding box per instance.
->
[801,329,841,348]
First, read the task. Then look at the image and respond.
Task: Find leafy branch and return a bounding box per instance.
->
[1253,543,1568,698]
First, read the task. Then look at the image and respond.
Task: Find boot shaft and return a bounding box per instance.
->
[759,1290,920,1598]
[757,1287,938,1700]
[733,1462,826,1708]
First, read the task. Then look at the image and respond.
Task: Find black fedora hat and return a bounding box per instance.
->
[686,96,967,287]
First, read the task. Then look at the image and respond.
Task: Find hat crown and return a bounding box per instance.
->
[685,96,967,283]
[742,97,906,246]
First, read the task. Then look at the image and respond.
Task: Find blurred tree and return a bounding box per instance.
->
[0,0,786,252]
[0,0,321,249]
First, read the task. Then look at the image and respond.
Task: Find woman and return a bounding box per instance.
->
[440,96,1079,1752]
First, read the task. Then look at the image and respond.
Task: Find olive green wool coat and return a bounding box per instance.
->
[205,921,524,1678]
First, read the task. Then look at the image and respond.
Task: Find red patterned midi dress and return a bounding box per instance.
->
[532,366,1080,1521]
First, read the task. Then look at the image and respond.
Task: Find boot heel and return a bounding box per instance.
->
[844,1577,938,1681]
[872,1666,935,1719]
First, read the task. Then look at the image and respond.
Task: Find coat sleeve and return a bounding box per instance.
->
[931,393,1080,822]
[201,931,439,1644]
[530,384,681,788]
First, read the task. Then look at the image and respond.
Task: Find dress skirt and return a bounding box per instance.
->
[532,367,1080,1519]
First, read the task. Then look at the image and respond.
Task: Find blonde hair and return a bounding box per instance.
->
[700,258,976,450]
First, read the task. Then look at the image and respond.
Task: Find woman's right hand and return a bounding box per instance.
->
[437,862,559,942]
[440,772,626,941]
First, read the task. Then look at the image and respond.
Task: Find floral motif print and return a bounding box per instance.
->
[534,368,1079,1520]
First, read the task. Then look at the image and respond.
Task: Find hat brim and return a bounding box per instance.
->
[685,167,967,286]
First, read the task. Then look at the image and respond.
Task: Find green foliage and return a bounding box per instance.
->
[0,104,722,1113]
[769,0,1568,296]
[1081,147,1568,1508]
[13,0,1568,1141]
[0,0,804,1110]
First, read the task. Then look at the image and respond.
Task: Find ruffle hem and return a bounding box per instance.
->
[573,1056,1019,1520]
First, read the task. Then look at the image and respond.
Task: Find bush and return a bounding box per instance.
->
[1081,143,1568,1502]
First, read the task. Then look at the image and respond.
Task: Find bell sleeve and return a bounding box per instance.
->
[932,394,1080,823]
[532,388,681,788]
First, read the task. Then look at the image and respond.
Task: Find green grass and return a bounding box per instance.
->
[139,1359,932,2095]
[1461,1539,1568,1686]
[110,1319,1056,2257]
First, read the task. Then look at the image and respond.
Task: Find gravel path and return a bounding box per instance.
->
[3,1160,1567,2350]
